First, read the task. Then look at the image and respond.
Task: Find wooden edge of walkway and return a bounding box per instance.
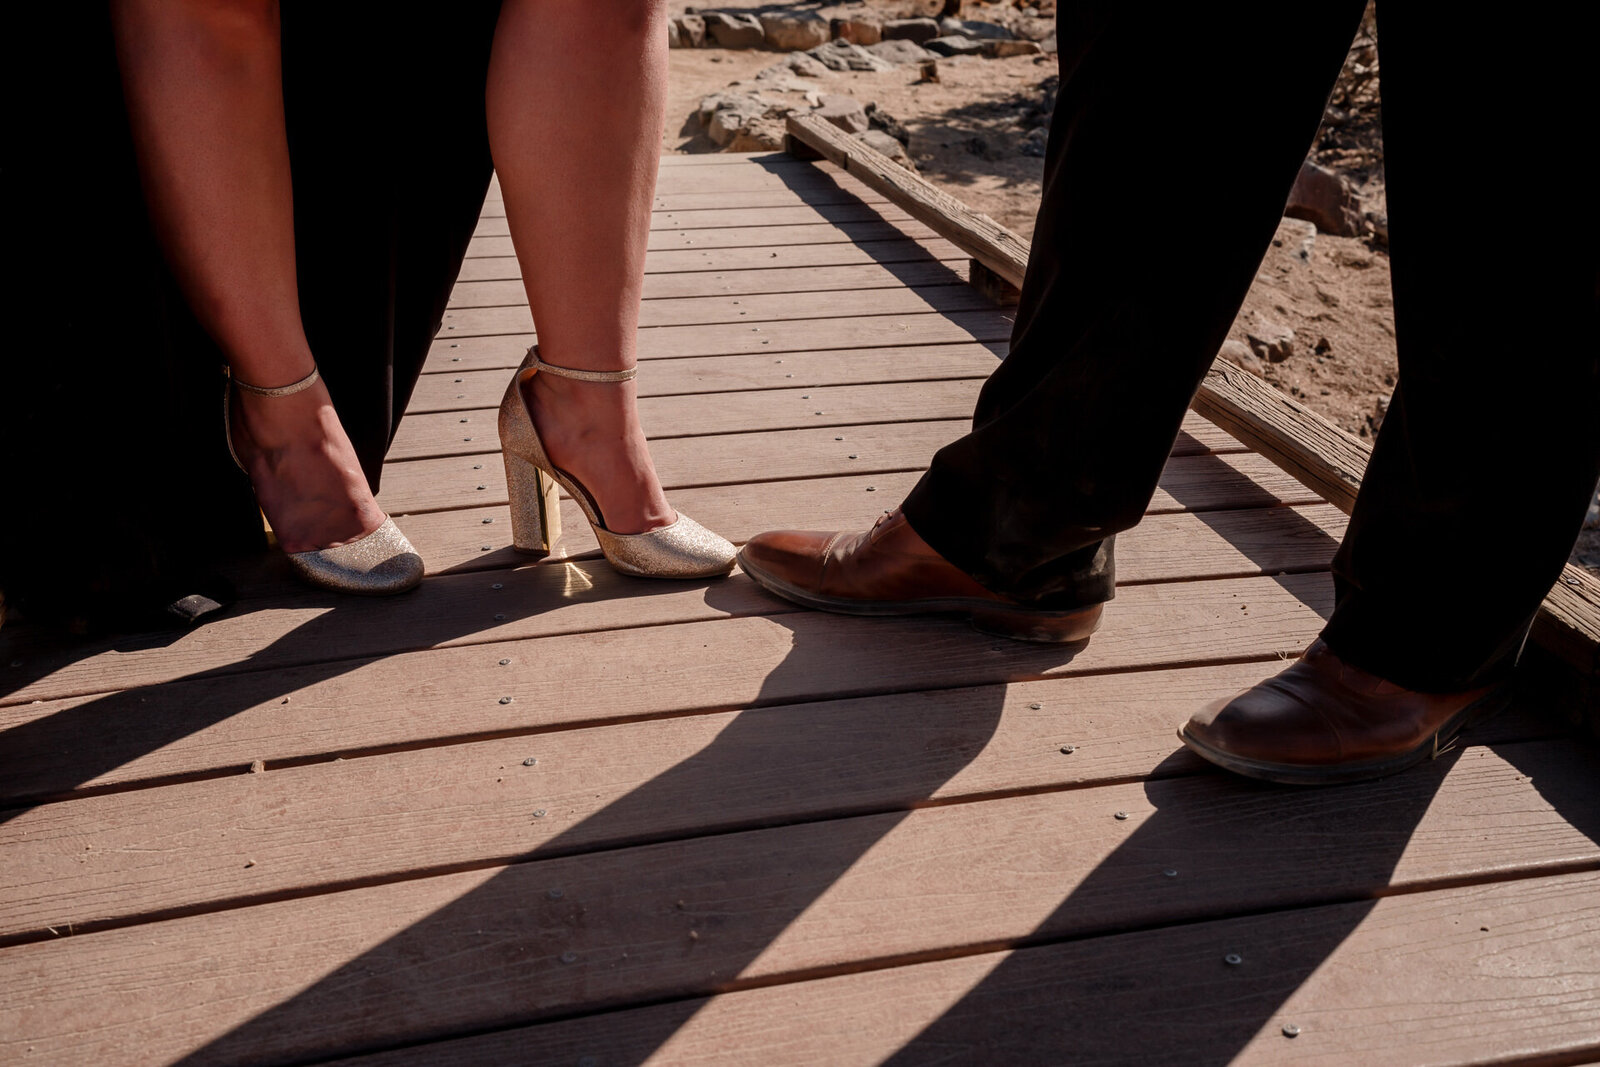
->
[784,113,1600,702]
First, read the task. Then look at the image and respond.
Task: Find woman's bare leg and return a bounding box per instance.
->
[110,0,385,553]
[487,0,674,534]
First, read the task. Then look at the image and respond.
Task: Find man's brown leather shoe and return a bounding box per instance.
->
[1178,640,1511,785]
[737,509,1103,643]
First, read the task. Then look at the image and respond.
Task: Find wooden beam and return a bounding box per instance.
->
[784,112,1600,682]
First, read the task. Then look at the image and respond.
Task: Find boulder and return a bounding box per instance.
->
[925,35,986,56]
[859,130,915,169]
[882,18,941,43]
[699,91,777,146]
[830,17,882,46]
[674,14,706,48]
[806,39,896,72]
[1285,160,1365,237]
[1246,319,1296,363]
[666,20,681,48]
[814,94,870,134]
[865,39,937,65]
[983,39,1042,58]
[703,12,764,49]
[760,12,829,51]
[726,118,788,152]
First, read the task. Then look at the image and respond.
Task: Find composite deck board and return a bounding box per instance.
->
[409,343,1006,408]
[438,285,994,335]
[469,219,941,259]
[374,436,1323,516]
[0,572,1336,806]
[448,259,968,308]
[3,151,1591,1067]
[475,202,912,237]
[4,750,1593,1066]
[456,238,968,283]
[317,869,1600,1067]
[0,503,1347,719]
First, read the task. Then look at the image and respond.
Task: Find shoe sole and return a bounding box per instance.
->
[1175,684,1513,786]
[737,548,1103,644]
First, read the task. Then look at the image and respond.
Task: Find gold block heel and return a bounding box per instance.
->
[504,450,562,555]
[497,346,736,579]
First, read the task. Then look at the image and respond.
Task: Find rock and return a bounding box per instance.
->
[865,103,910,147]
[814,94,869,134]
[1013,16,1055,42]
[1219,339,1265,376]
[726,118,787,152]
[940,18,1014,39]
[925,35,986,57]
[1371,394,1391,431]
[831,17,882,46]
[756,52,830,80]
[760,12,829,51]
[699,91,780,147]
[1020,127,1048,157]
[1285,160,1365,237]
[674,14,706,48]
[982,39,1042,58]
[703,12,764,49]
[882,18,941,43]
[1246,319,1296,363]
[666,20,681,48]
[859,130,914,169]
[806,39,896,72]
[865,39,937,65]
[918,59,940,83]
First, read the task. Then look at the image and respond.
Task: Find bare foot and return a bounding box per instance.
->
[520,371,675,535]
[229,381,387,554]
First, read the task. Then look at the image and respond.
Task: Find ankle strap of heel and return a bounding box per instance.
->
[229,365,321,397]
[524,346,637,383]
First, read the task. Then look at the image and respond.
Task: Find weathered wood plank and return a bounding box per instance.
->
[374,432,1321,516]
[436,285,993,336]
[4,749,1594,1065]
[0,572,1335,799]
[446,259,968,309]
[0,502,1346,715]
[429,310,1015,369]
[786,114,1032,296]
[412,343,1005,407]
[455,237,967,283]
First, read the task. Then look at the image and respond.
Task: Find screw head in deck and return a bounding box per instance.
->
[1225,953,1243,966]
[548,888,564,900]
[534,809,547,818]
[522,757,538,766]
[1114,811,1129,820]
[1029,702,1042,710]
[500,659,511,666]
[1282,1024,1301,1038]
[1163,868,1178,878]
[1060,745,1077,754]
[560,950,578,963]
[499,696,514,705]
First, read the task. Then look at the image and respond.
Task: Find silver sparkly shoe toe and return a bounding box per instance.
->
[498,347,736,579]
[226,365,425,596]
[285,518,424,595]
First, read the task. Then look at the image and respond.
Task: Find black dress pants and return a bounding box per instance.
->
[902,3,1600,691]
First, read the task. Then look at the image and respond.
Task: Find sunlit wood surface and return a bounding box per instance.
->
[3,154,1597,1066]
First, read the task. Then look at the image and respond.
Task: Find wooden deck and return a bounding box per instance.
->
[3,153,1599,1066]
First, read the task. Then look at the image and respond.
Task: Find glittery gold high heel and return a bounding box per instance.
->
[225,365,424,595]
[497,346,736,579]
